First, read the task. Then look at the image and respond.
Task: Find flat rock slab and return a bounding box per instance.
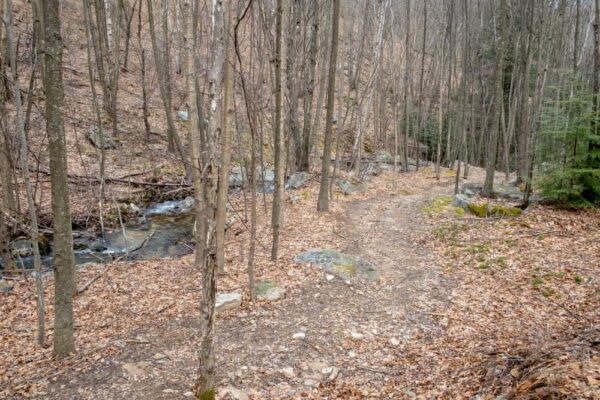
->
[215,292,242,313]
[335,179,366,195]
[294,249,380,281]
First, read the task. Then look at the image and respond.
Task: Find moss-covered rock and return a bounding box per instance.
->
[255,280,285,301]
[467,202,522,218]
[489,204,522,217]
[468,202,489,217]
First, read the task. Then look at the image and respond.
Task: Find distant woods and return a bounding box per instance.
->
[1,0,600,398]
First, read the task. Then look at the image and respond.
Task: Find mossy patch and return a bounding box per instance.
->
[489,204,522,217]
[422,195,458,215]
[467,203,522,218]
[333,263,358,279]
[468,203,489,217]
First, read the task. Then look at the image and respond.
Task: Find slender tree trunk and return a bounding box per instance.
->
[216,6,234,273]
[7,0,45,346]
[300,0,318,172]
[317,0,340,212]
[193,0,226,397]
[483,0,507,197]
[271,0,284,260]
[42,0,76,357]
[146,0,192,179]
[516,0,534,184]
[137,0,151,138]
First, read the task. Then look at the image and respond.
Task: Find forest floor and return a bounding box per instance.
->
[2,167,599,399]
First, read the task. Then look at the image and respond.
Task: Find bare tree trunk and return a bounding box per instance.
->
[483,0,507,197]
[416,0,427,170]
[193,0,226,396]
[317,0,340,212]
[6,0,45,346]
[300,0,318,172]
[137,0,151,138]
[146,0,192,179]
[286,0,302,171]
[516,0,534,184]
[271,0,284,260]
[121,0,136,71]
[216,6,234,273]
[42,0,76,357]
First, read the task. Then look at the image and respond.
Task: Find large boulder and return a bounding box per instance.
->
[295,249,379,281]
[461,182,483,196]
[358,163,382,181]
[285,172,312,190]
[87,125,116,149]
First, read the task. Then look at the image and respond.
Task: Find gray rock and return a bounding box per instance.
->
[375,150,393,164]
[290,194,302,204]
[255,280,285,301]
[257,167,275,193]
[215,292,242,313]
[228,166,247,189]
[334,179,366,195]
[0,279,13,293]
[87,125,116,149]
[461,182,482,196]
[452,194,472,210]
[294,249,379,281]
[286,172,312,190]
[176,110,189,121]
[11,239,33,258]
[359,163,382,181]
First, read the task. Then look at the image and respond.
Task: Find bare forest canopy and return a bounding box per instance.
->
[1,0,599,399]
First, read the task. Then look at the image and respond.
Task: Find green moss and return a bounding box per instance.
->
[489,204,522,217]
[531,277,543,288]
[433,195,453,207]
[468,203,489,217]
[453,207,466,217]
[333,263,358,278]
[422,195,455,214]
[574,275,583,284]
[198,390,215,400]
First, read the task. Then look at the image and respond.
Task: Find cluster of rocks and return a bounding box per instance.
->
[214,280,286,313]
[228,167,313,193]
[452,182,528,218]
